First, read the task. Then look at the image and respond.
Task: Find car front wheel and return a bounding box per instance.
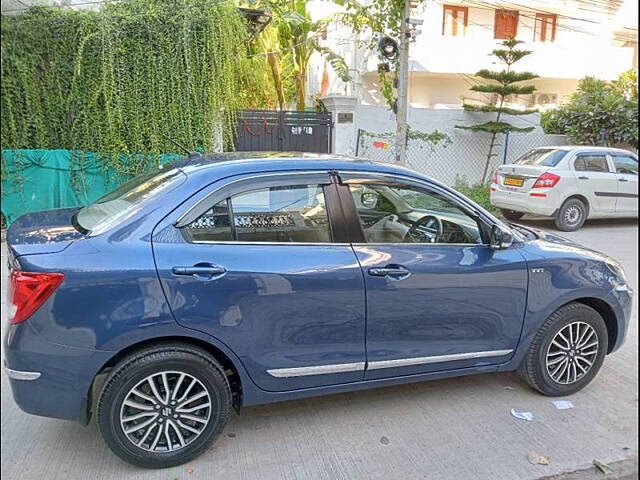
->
[519,302,607,396]
[97,343,231,468]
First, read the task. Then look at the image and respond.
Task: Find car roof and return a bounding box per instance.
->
[172,151,423,178]
[532,146,637,154]
[173,151,359,167]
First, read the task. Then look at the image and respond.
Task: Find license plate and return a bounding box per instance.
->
[504,177,524,187]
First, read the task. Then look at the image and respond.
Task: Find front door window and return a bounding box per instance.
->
[348,184,483,245]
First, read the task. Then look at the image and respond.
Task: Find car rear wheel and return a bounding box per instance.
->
[500,209,525,221]
[97,343,231,468]
[554,198,587,231]
[518,302,607,396]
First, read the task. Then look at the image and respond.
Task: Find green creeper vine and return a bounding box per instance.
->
[1,0,273,175]
[358,127,452,153]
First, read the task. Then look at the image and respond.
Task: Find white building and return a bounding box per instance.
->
[309,0,638,110]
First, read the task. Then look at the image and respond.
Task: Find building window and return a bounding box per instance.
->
[534,13,557,42]
[494,9,519,39]
[442,5,468,36]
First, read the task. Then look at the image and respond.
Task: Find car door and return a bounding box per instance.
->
[336,173,529,380]
[572,153,618,213]
[610,153,639,214]
[152,172,366,392]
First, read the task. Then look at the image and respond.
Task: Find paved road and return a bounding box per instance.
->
[1,218,638,480]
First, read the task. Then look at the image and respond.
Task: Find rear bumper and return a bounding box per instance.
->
[3,321,112,424]
[490,188,560,217]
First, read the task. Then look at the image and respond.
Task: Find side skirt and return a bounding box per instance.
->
[242,362,512,407]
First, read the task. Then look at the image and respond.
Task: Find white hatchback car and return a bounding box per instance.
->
[490,146,638,231]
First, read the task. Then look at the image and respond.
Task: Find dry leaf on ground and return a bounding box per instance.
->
[527,451,551,465]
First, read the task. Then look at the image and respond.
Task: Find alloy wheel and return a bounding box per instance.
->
[120,371,211,452]
[546,321,599,385]
[563,205,582,226]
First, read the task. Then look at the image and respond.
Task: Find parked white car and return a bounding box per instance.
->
[490,146,638,231]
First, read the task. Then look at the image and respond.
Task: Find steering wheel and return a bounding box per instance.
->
[404,215,443,243]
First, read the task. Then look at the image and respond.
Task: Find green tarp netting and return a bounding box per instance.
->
[1,149,180,226]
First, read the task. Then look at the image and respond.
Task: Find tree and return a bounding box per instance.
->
[612,69,638,101]
[248,0,352,110]
[541,71,638,149]
[457,38,538,182]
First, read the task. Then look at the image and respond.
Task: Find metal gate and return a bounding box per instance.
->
[234,110,332,153]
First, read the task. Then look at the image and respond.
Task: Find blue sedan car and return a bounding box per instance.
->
[4,153,632,468]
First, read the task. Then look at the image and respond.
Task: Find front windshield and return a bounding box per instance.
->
[515,148,568,166]
[73,163,185,235]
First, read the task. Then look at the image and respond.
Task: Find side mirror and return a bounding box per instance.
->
[361,191,380,209]
[490,224,513,250]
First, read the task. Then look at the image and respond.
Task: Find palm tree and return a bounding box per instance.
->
[248,0,352,110]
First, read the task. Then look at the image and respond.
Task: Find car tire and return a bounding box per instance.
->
[518,302,607,396]
[97,343,231,468]
[554,198,587,231]
[500,209,525,221]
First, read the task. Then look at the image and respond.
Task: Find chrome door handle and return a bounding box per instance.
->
[172,265,226,277]
[368,267,411,278]
[578,176,589,180]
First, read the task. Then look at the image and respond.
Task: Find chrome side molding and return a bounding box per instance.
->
[367,349,513,370]
[267,362,366,378]
[266,349,513,377]
[5,367,41,381]
[614,284,633,294]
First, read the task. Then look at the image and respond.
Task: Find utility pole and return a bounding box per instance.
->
[394,0,411,165]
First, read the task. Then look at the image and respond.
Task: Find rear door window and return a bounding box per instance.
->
[184,184,332,243]
[574,155,609,172]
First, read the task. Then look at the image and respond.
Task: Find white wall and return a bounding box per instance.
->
[327,103,569,185]
[360,73,581,108]
[354,104,543,136]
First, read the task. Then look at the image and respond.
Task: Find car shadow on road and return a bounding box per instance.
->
[44,370,531,472]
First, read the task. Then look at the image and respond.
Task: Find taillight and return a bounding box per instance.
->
[7,270,64,324]
[491,171,499,184]
[533,172,561,188]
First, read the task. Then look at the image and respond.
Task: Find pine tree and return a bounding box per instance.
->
[457,38,538,182]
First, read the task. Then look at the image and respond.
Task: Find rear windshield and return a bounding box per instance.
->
[73,163,185,235]
[514,149,568,167]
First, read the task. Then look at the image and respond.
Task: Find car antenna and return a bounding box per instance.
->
[160,134,202,160]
